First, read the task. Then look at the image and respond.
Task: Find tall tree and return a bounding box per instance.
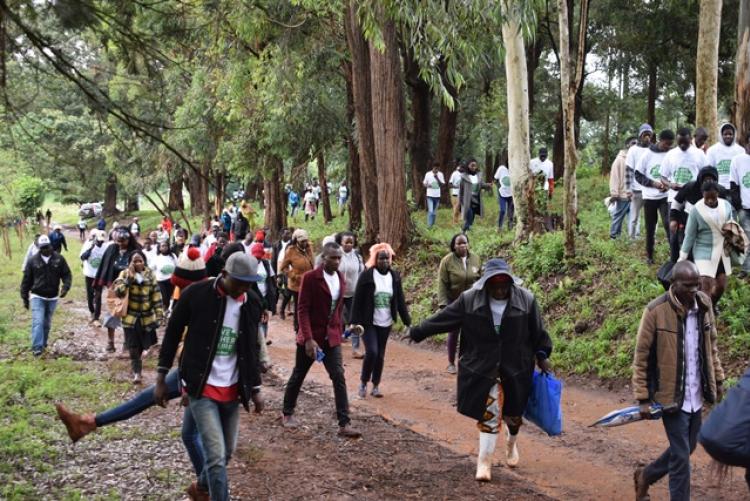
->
[316,150,333,223]
[263,156,287,240]
[735,0,750,142]
[369,7,410,252]
[404,47,432,209]
[696,0,723,144]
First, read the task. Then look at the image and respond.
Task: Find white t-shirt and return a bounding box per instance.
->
[636,148,669,200]
[489,297,508,334]
[626,144,650,192]
[494,165,512,198]
[661,147,706,202]
[312,186,321,200]
[323,270,341,313]
[142,247,158,268]
[130,223,140,234]
[151,253,177,282]
[304,192,317,205]
[372,270,394,327]
[730,153,750,209]
[81,241,110,278]
[706,141,744,188]
[256,261,274,297]
[530,158,554,190]
[449,169,462,196]
[423,171,445,198]
[339,185,348,199]
[206,294,244,388]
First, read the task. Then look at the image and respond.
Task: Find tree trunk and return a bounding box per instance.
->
[696,0,723,145]
[263,156,286,241]
[167,168,184,211]
[188,162,211,220]
[369,9,410,252]
[317,150,333,223]
[647,60,657,129]
[125,195,139,212]
[404,48,432,209]
[485,150,494,184]
[214,171,226,216]
[501,5,535,241]
[526,36,544,120]
[552,107,564,180]
[344,1,379,245]
[344,61,363,231]
[104,174,117,215]
[736,1,750,143]
[436,99,458,205]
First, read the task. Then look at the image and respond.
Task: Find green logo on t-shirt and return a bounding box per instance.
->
[674,167,694,184]
[743,172,750,189]
[502,176,511,187]
[216,326,238,356]
[649,165,661,178]
[160,264,175,275]
[89,257,102,269]
[374,292,391,309]
[718,159,731,175]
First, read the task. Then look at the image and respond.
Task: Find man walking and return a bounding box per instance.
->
[80,230,110,327]
[493,163,514,231]
[608,137,636,239]
[423,161,446,228]
[155,252,264,501]
[20,235,72,356]
[449,160,462,224]
[706,123,744,189]
[626,124,654,239]
[281,242,361,438]
[633,260,724,500]
[530,148,554,199]
[48,225,68,253]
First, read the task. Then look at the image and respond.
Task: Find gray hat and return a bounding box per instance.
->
[638,123,654,136]
[473,258,522,290]
[224,252,262,283]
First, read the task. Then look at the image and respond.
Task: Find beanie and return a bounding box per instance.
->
[171,246,207,289]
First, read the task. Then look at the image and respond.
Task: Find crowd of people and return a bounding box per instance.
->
[16,126,750,499]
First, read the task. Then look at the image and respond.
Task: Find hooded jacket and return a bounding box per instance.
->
[670,166,736,223]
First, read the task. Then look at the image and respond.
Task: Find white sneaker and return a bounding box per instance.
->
[475,432,497,482]
[505,426,519,467]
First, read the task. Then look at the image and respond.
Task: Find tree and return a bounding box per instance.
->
[12,176,45,217]
[735,0,750,142]
[501,1,537,241]
[696,0,724,145]
[558,0,589,257]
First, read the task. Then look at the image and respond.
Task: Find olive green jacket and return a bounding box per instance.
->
[437,252,482,307]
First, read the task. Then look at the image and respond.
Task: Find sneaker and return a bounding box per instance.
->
[337,425,362,438]
[92,319,102,328]
[358,383,367,399]
[132,373,142,385]
[281,414,300,429]
[446,364,457,375]
[186,481,210,501]
[353,351,364,360]
[32,349,44,357]
[371,386,383,398]
[279,310,286,321]
[106,342,116,353]
[634,466,651,501]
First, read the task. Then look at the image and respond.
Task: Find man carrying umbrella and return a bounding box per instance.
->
[405,258,552,482]
[632,260,724,500]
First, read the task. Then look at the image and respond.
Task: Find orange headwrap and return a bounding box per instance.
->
[365,242,395,269]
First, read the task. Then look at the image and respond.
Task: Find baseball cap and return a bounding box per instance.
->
[53,224,62,231]
[95,230,106,242]
[224,252,262,283]
[37,235,51,248]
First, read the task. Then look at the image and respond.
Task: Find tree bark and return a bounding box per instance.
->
[344,61,363,231]
[188,162,211,220]
[317,150,333,223]
[735,1,750,144]
[526,36,544,119]
[404,47,432,209]
[647,60,657,129]
[263,156,286,241]
[125,195,139,212]
[435,98,458,206]
[214,171,226,216]
[501,5,535,241]
[696,0,723,145]
[104,174,117,215]
[344,1,379,245]
[167,167,184,211]
[369,8,410,252]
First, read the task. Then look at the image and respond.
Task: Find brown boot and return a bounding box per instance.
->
[55,403,96,443]
[338,424,362,438]
[186,481,209,501]
[634,466,651,501]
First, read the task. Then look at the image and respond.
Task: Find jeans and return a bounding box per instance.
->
[426,196,440,227]
[609,199,630,239]
[498,196,514,230]
[740,209,750,273]
[182,406,206,479]
[447,329,460,365]
[85,276,101,320]
[343,297,360,350]
[361,325,391,386]
[189,397,240,501]
[643,410,701,500]
[463,205,479,232]
[290,203,298,218]
[95,368,182,426]
[644,198,669,260]
[30,297,58,353]
[629,191,644,238]
[283,342,350,427]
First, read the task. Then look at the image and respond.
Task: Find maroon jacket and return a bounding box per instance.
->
[296,266,346,347]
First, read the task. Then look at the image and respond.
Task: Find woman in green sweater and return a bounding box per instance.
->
[679,180,735,306]
[438,233,482,374]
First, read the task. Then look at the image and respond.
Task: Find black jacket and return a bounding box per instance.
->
[158,278,263,411]
[232,216,249,241]
[21,252,72,300]
[671,166,736,223]
[348,268,411,327]
[409,285,552,419]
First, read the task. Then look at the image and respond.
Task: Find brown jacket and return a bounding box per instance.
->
[609,149,629,200]
[632,289,724,411]
[278,244,314,292]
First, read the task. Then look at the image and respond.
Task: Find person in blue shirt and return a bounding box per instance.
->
[288,189,300,218]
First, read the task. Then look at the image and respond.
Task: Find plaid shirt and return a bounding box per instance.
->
[113,269,164,329]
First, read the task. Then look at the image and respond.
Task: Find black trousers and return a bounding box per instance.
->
[157,279,173,310]
[644,198,669,260]
[361,325,391,386]
[282,342,350,427]
[85,276,101,320]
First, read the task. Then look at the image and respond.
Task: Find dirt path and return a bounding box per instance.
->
[265,316,750,501]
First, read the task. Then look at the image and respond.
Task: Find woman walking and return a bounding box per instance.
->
[278,229,315,332]
[95,229,141,352]
[679,180,736,306]
[250,241,278,345]
[459,159,492,232]
[349,243,411,398]
[438,234,481,374]
[112,251,163,384]
[150,241,177,310]
[337,231,365,358]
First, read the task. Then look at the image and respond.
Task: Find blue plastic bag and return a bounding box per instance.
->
[523,371,563,436]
